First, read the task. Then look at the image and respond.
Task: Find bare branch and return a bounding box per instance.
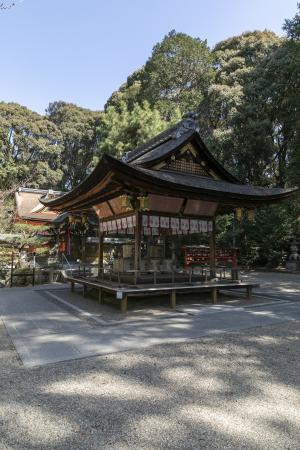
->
[0,2,15,10]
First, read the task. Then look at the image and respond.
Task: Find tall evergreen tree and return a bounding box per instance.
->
[97,100,180,161]
[0,102,62,189]
[46,102,102,190]
[106,31,214,120]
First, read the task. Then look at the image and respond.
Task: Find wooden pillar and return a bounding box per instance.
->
[134,210,141,282]
[209,219,216,278]
[98,219,104,278]
[121,294,128,313]
[81,231,86,262]
[212,287,218,304]
[246,286,252,299]
[98,288,102,304]
[170,290,176,308]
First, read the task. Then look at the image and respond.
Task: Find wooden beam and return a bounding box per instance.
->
[98,219,104,278]
[121,294,128,313]
[246,286,252,299]
[209,219,216,278]
[170,290,176,308]
[134,210,141,282]
[212,288,217,304]
[83,284,88,298]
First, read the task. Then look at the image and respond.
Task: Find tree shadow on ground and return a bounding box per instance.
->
[1,318,300,450]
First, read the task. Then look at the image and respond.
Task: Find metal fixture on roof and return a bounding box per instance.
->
[175,112,200,139]
[122,152,130,163]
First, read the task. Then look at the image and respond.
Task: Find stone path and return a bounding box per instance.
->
[1,286,300,367]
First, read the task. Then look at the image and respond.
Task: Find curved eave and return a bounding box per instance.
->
[41,154,298,212]
[109,157,297,203]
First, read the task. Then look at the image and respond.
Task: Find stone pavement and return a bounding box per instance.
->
[240,270,300,300]
[1,281,300,367]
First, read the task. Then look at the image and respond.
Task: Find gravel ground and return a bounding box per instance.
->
[1,317,300,450]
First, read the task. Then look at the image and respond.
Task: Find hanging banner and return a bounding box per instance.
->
[149,216,159,228]
[160,216,170,228]
[171,217,180,229]
[100,214,211,235]
[143,227,151,236]
[180,218,189,231]
[190,219,199,233]
[127,216,133,228]
[142,215,148,227]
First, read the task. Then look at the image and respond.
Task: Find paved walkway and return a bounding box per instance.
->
[1,284,300,367]
[241,270,300,300]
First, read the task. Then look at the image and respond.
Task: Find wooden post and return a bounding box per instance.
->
[83,284,87,298]
[209,219,216,279]
[121,294,128,313]
[10,250,14,288]
[98,219,104,279]
[71,281,74,292]
[82,233,86,263]
[98,288,102,304]
[246,286,252,299]
[134,210,141,283]
[212,287,217,304]
[170,290,176,308]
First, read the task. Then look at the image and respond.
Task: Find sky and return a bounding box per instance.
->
[0,0,297,114]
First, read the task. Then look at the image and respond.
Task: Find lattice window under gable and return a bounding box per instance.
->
[163,149,212,177]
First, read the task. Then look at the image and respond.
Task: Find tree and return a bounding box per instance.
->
[97,100,180,161]
[200,31,281,184]
[106,31,214,120]
[46,102,102,190]
[0,102,63,190]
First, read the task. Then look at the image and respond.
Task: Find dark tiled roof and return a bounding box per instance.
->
[130,130,194,165]
[134,167,296,199]
[126,121,185,163]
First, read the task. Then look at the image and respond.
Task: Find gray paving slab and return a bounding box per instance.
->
[1,287,300,367]
[241,270,300,300]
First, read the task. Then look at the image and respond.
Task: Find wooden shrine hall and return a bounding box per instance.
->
[42,114,297,312]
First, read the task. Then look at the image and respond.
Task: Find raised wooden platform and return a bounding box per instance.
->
[65,275,259,313]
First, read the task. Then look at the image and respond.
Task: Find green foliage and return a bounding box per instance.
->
[0,102,63,189]
[283,2,300,40]
[46,102,102,189]
[200,31,282,183]
[97,100,181,160]
[106,30,214,120]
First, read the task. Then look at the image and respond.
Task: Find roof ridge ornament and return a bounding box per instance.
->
[174,112,200,139]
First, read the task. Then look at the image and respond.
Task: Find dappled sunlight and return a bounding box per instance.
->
[1,319,299,449]
[162,367,226,392]
[0,403,74,445]
[43,372,166,400]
